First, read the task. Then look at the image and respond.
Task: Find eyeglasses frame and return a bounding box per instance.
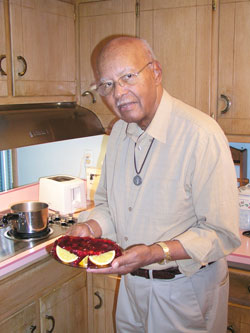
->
[96,61,154,96]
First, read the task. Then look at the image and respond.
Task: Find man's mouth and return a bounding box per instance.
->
[117,101,137,112]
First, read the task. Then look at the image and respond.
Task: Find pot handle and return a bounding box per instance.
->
[2,213,20,226]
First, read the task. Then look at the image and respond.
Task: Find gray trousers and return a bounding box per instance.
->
[116,258,229,333]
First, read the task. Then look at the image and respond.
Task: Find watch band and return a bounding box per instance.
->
[156,242,172,265]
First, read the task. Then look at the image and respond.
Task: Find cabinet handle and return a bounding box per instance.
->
[82,90,96,103]
[94,291,103,309]
[0,55,7,76]
[45,315,55,332]
[227,325,235,333]
[17,55,27,76]
[248,284,250,293]
[29,325,36,332]
[220,94,231,114]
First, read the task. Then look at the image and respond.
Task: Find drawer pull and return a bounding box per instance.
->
[220,94,231,114]
[248,284,250,293]
[0,55,7,76]
[46,315,55,332]
[227,325,235,333]
[94,291,103,309]
[17,55,27,76]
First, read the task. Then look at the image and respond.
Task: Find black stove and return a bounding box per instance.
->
[0,211,78,263]
[4,227,53,242]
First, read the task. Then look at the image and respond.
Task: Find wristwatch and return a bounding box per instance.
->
[156,242,172,265]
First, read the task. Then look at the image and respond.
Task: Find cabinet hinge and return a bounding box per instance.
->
[136,1,140,17]
[212,0,217,11]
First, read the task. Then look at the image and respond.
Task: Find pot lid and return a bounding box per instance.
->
[0,102,105,150]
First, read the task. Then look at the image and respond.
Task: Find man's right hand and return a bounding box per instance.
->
[65,219,102,238]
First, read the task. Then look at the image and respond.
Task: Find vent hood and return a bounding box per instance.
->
[0,102,105,150]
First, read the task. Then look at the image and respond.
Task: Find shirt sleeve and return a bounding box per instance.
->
[174,131,241,276]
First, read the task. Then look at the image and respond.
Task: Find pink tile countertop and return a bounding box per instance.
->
[0,183,93,279]
[227,230,250,268]
[0,183,57,278]
[0,184,250,279]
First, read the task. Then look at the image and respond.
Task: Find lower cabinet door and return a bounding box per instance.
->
[0,302,38,332]
[40,273,88,333]
[91,274,121,333]
[228,303,250,333]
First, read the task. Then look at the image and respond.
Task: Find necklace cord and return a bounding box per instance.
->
[134,138,155,175]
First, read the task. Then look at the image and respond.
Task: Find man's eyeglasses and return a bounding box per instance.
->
[96,62,153,97]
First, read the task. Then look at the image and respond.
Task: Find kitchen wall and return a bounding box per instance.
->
[16,137,250,187]
[16,134,108,186]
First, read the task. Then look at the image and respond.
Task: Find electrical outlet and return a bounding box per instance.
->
[83,150,93,166]
[86,167,101,200]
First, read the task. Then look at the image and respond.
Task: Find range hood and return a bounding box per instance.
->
[0,102,105,150]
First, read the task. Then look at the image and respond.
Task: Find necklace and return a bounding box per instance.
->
[133,138,155,186]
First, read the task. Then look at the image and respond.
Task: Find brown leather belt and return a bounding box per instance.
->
[130,262,215,280]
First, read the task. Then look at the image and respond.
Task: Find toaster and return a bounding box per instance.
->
[39,175,86,214]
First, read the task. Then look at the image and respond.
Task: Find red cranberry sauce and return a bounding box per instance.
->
[51,235,122,268]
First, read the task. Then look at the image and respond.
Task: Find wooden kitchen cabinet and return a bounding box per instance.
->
[0,301,38,332]
[87,273,121,333]
[78,0,137,131]
[217,0,250,142]
[40,272,88,332]
[0,0,76,104]
[0,0,8,97]
[0,256,87,333]
[138,0,213,115]
[227,267,250,332]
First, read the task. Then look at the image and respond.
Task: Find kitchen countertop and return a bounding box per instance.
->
[0,184,249,278]
[227,230,250,270]
[0,228,249,280]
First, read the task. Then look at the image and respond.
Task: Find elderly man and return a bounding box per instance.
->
[68,36,240,333]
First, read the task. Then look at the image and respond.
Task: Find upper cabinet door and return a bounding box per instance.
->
[9,0,76,97]
[0,0,8,97]
[139,0,213,115]
[79,0,137,131]
[217,0,250,141]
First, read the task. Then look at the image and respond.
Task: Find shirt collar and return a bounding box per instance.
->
[125,89,173,143]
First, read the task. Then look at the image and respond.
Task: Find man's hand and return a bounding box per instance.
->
[66,219,102,238]
[66,223,91,237]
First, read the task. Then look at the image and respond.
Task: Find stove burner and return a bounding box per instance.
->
[4,227,53,242]
[48,213,77,227]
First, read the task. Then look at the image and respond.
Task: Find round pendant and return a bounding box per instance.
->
[133,175,142,186]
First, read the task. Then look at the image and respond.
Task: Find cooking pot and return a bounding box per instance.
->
[238,184,250,230]
[7,201,49,234]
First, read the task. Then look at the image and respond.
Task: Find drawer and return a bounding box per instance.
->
[229,268,250,306]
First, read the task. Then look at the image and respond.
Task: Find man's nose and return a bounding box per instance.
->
[113,80,128,97]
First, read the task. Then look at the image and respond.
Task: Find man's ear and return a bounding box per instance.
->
[152,60,162,85]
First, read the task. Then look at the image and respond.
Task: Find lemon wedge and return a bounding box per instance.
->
[56,245,78,263]
[89,250,115,266]
[79,255,89,268]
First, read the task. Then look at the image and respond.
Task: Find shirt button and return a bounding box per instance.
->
[128,207,132,211]
[124,236,128,241]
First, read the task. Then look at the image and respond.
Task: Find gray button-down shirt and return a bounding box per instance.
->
[88,90,240,276]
